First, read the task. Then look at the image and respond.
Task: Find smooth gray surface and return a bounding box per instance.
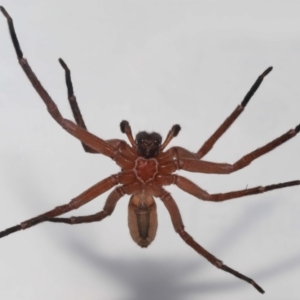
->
[0,1,300,299]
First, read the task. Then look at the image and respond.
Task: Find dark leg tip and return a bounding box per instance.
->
[172,124,181,137]
[241,66,273,107]
[261,66,273,77]
[256,285,265,294]
[221,264,265,294]
[295,124,300,132]
[1,6,23,59]
[59,58,69,72]
[59,58,74,97]
[0,6,9,17]
[0,224,22,239]
[120,120,129,133]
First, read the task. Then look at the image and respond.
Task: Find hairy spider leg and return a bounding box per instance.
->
[197,67,272,158]
[61,58,139,151]
[48,187,125,224]
[158,124,300,175]
[0,6,122,159]
[148,184,265,294]
[59,58,97,153]
[0,175,119,239]
[155,174,300,202]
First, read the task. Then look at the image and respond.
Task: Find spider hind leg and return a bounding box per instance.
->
[158,187,264,293]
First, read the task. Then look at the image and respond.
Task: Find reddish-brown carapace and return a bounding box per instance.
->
[1,6,299,294]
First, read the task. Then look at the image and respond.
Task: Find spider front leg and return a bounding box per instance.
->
[160,122,300,175]
[59,58,98,153]
[197,66,272,159]
[0,175,118,239]
[59,50,139,151]
[154,186,264,294]
[0,7,118,159]
[201,125,298,174]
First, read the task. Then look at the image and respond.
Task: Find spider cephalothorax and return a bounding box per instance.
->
[1,6,300,294]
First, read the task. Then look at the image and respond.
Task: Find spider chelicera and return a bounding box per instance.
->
[1,7,299,294]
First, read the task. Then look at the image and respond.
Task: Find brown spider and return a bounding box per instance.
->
[1,6,299,294]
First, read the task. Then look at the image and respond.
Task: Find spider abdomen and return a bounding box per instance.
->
[128,192,157,248]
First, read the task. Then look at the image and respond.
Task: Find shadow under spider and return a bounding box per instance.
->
[61,198,300,300]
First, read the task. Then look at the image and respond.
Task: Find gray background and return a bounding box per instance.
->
[0,1,300,299]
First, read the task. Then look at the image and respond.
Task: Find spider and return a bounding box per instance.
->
[1,6,300,294]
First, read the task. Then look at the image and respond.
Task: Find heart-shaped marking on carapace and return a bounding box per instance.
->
[134,157,158,183]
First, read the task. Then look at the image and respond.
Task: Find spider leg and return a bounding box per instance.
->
[156,187,264,293]
[59,58,97,153]
[156,174,300,202]
[0,7,119,158]
[48,187,124,224]
[197,67,272,159]
[160,124,300,174]
[0,175,119,239]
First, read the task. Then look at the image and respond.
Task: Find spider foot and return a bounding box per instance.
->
[0,224,22,239]
[221,264,265,294]
[241,66,273,107]
[0,6,23,59]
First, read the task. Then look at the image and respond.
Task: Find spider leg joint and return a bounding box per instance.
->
[288,129,297,136]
